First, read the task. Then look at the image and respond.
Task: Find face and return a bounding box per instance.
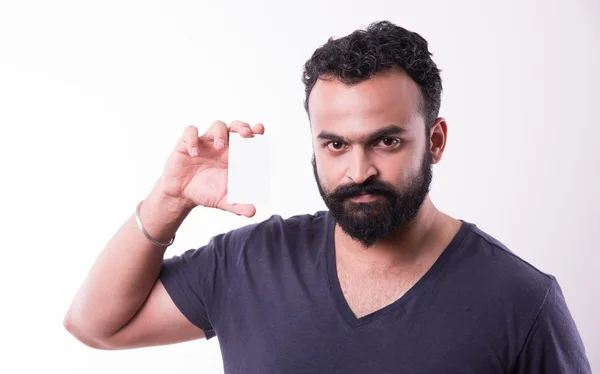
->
[308,69,435,248]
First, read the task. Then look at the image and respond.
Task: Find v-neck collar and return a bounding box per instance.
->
[324,211,471,328]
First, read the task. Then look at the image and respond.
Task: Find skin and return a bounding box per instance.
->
[309,68,463,277]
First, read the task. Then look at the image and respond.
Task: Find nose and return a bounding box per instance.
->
[346,150,378,184]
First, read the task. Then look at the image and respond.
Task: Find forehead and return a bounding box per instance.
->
[308,69,422,135]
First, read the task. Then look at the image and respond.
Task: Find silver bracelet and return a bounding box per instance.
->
[135,200,176,248]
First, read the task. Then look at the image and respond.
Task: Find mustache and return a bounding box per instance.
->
[328,180,397,200]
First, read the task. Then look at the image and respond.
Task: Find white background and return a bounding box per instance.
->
[1,0,598,372]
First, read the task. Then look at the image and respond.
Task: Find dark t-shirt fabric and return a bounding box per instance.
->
[159,211,591,373]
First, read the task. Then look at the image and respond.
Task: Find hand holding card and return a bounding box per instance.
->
[157,120,265,218]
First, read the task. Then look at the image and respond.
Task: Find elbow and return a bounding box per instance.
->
[63,312,115,350]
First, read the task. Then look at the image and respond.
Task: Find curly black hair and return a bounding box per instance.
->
[302,20,442,131]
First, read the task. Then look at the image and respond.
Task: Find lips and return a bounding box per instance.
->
[330,185,392,201]
[349,193,379,202]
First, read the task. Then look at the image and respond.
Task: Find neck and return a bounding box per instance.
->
[335,196,455,271]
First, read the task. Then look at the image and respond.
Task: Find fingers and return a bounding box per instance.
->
[229,120,263,138]
[251,123,265,135]
[181,120,265,155]
[217,201,257,217]
[180,125,200,157]
[205,120,229,151]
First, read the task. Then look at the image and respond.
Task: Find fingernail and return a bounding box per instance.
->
[191,147,198,156]
[217,139,225,149]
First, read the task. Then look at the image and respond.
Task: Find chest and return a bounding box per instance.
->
[336,261,425,319]
[217,244,514,374]
[222,290,507,374]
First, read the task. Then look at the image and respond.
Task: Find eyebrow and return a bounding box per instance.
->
[317,125,407,144]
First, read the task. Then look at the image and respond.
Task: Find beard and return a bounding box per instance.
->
[312,150,433,248]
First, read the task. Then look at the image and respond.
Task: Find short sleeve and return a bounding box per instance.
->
[159,224,255,340]
[513,278,591,373]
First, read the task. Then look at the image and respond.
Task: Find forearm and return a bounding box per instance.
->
[64,178,193,341]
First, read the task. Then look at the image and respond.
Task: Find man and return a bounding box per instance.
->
[64,21,591,373]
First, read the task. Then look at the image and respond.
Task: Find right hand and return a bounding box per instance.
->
[159,120,265,217]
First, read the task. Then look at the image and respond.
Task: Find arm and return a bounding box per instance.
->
[512,279,591,373]
[64,121,263,350]
[63,179,205,350]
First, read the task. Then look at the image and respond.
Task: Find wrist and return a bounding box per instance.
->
[137,180,193,245]
[151,177,195,214]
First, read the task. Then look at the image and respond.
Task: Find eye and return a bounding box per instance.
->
[325,141,346,151]
[375,137,401,149]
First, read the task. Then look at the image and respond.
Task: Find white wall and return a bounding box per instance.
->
[1,0,598,372]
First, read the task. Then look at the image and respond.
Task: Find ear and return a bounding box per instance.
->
[429,117,448,164]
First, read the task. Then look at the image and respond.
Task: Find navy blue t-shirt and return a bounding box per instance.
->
[159,211,590,373]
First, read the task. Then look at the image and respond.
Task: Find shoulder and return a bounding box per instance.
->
[451,222,556,309]
[218,210,330,257]
[463,222,554,284]
[238,210,330,242]
[451,223,590,371]
[163,211,330,280]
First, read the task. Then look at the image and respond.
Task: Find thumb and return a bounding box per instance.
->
[217,201,257,218]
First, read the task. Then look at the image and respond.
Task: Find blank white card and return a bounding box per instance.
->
[226,132,274,205]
